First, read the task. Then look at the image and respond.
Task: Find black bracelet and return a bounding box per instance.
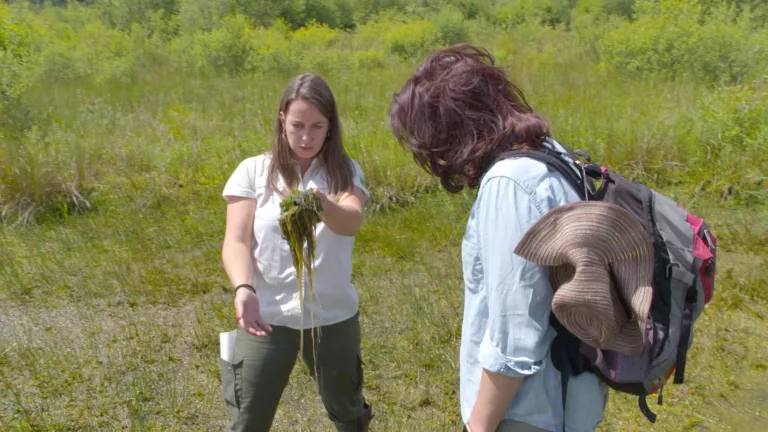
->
[235,284,256,294]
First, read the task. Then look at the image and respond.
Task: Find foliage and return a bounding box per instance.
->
[279,188,323,355]
[1,0,767,430]
[0,0,766,223]
[597,0,768,84]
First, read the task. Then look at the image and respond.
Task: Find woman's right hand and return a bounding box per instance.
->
[234,289,273,337]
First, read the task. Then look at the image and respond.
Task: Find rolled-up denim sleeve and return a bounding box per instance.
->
[477,176,554,377]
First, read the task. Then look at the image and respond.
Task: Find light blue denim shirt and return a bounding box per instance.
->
[459,140,608,432]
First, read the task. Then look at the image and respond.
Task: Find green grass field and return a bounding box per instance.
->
[2,0,767,430]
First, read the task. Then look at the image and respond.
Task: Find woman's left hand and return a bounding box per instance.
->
[310,186,365,236]
[312,188,331,212]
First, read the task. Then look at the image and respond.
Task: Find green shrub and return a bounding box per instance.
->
[289,22,349,75]
[387,19,438,60]
[95,0,179,35]
[435,5,468,46]
[37,19,138,84]
[0,3,43,139]
[598,0,766,84]
[452,0,484,19]
[574,0,636,19]
[1,0,767,225]
[171,13,256,74]
[354,49,386,69]
[688,83,768,189]
[487,0,573,30]
[701,0,768,27]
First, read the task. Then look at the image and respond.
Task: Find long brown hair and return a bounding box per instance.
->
[387,44,551,193]
[267,73,354,196]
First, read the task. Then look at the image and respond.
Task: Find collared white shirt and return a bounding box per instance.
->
[222,153,370,330]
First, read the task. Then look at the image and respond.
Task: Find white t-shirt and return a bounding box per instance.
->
[222,153,370,330]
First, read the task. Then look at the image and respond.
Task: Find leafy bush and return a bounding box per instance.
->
[701,0,768,26]
[386,19,438,60]
[38,19,137,83]
[289,22,348,75]
[171,13,257,74]
[575,0,637,19]
[435,5,468,46]
[1,0,767,224]
[487,0,573,30]
[598,0,767,83]
[0,3,43,139]
[688,83,768,189]
[95,0,180,37]
[353,49,386,69]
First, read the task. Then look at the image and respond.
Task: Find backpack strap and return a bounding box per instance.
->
[674,286,698,384]
[497,145,592,200]
[549,316,583,432]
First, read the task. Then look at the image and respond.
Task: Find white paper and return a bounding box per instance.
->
[219,329,237,362]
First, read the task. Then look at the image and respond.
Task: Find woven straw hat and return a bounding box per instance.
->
[514,201,654,355]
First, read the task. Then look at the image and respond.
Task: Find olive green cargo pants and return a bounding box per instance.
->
[220,312,372,432]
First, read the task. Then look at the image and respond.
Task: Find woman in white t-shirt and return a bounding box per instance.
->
[219,73,373,432]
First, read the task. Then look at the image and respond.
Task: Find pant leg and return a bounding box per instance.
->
[462,420,548,432]
[496,419,549,432]
[223,325,300,432]
[300,312,368,426]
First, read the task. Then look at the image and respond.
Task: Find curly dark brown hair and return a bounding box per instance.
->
[387,44,551,193]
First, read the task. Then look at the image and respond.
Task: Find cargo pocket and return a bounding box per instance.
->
[220,357,243,421]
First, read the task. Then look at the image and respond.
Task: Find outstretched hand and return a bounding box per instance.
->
[312,188,331,212]
[234,289,272,337]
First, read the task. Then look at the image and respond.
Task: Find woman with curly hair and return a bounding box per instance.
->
[388,44,608,432]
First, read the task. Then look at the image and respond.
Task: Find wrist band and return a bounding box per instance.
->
[235,284,255,294]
